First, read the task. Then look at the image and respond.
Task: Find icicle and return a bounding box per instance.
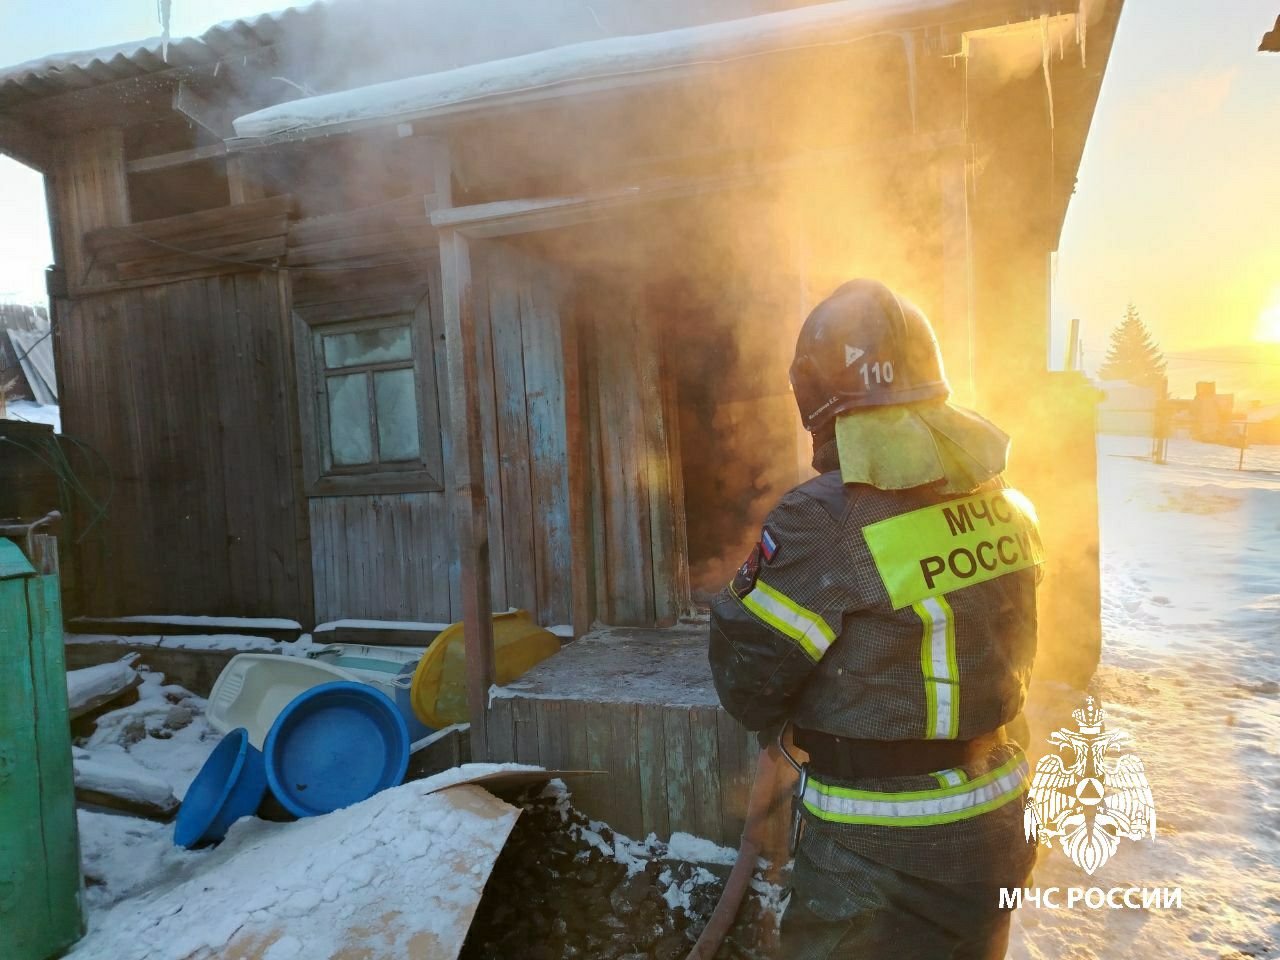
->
[1077,0,1090,69]
[1040,15,1055,132]
[898,31,918,134]
[157,0,172,63]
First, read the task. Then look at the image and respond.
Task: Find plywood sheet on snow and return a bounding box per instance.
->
[70,779,520,960]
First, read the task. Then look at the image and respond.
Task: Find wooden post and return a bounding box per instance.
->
[439,224,495,760]
[51,128,130,292]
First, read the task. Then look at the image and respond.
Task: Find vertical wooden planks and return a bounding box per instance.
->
[689,706,724,843]
[576,701,614,825]
[519,265,571,627]
[486,261,537,614]
[662,707,697,836]
[58,268,312,621]
[305,493,454,622]
[487,696,516,762]
[717,708,755,847]
[606,702,642,839]
[635,290,683,626]
[511,695,541,765]
[559,294,594,637]
[637,705,670,840]
[593,294,655,623]
[657,337,692,621]
[535,699,565,771]
[468,254,506,617]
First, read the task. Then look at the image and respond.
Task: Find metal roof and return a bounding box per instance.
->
[0,5,322,111]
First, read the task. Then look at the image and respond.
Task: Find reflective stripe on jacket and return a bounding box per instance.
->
[709,470,1040,747]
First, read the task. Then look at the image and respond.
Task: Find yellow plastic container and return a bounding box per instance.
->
[410,609,560,728]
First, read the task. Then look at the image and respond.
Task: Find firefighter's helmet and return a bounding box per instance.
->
[790,279,950,432]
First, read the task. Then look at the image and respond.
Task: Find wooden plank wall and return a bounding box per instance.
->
[488,694,756,847]
[579,281,691,626]
[57,271,312,620]
[307,241,572,627]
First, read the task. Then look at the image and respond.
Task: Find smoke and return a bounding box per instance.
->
[240,0,1109,657]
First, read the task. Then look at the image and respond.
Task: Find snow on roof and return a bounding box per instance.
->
[232,0,955,141]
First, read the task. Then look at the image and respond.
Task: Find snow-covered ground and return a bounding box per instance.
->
[1011,436,1280,960]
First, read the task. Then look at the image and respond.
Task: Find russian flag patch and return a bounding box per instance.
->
[760,526,779,563]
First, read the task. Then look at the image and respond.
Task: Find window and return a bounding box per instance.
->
[295,304,443,496]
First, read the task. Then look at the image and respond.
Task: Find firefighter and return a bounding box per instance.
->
[709,279,1042,959]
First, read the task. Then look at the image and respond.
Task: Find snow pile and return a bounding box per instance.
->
[77,670,219,800]
[1010,436,1280,960]
[73,749,175,809]
[666,830,741,867]
[67,660,138,713]
[72,769,522,960]
[233,0,951,139]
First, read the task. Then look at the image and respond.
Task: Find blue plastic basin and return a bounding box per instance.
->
[264,681,409,818]
[174,728,267,848]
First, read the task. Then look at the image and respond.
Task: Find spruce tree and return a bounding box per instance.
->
[1098,304,1167,391]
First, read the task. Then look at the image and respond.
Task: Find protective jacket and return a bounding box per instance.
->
[709,466,1042,883]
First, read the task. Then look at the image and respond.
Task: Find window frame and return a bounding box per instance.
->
[294,294,444,498]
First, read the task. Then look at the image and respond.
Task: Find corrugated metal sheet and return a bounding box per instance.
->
[0,4,322,110]
[6,329,57,405]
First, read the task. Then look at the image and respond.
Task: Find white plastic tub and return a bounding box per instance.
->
[206,654,356,749]
[307,643,431,739]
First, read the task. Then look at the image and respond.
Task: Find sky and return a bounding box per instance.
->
[0,0,1276,392]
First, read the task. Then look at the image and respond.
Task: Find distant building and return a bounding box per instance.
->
[1190,381,1235,441]
[1246,401,1280,445]
[1094,378,1158,437]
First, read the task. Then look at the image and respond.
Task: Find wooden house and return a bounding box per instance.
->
[0,0,1123,844]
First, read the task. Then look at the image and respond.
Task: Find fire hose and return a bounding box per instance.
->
[683,744,792,960]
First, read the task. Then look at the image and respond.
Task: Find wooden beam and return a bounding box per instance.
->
[172,82,231,138]
[439,223,496,761]
[125,142,226,175]
[84,195,293,256]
